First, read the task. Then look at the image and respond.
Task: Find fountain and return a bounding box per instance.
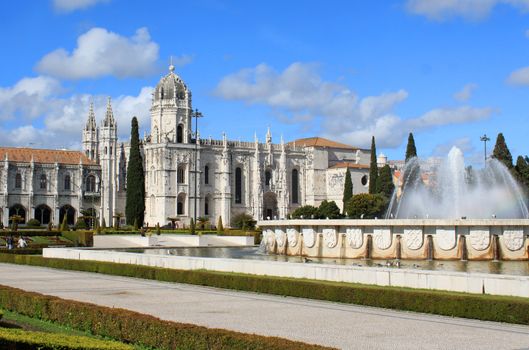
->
[259,147,529,261]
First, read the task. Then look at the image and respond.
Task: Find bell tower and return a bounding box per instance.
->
[82,101,98,162]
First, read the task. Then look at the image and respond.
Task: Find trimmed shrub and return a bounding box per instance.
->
[1,254,529,326]
[75,218,87,230]
[61,231,93,247]
[25,219,41,228]
[231,213,256,230]
[317,200,341,219]
[217,216,224,233]
[290,205,319,219]
[0,328,133,350]
[0,283,330,350]
[345,193,387,219]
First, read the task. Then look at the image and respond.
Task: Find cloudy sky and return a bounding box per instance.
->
[1,0,529,165]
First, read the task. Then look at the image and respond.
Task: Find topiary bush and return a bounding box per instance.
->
[25,219,41,228]
[345,193,388,219]
[290,205,319,219]
[317,200,342,219]
[231,213,256,230]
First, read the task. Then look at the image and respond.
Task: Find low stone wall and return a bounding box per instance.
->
[257,219,529,261]
[93,234,254,248]
[42,247,529,298]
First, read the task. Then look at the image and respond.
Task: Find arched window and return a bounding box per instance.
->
[9,204,26,224]
[35,205,51,225]
[104,146,108,155]
[86,175,96,192]
[177,166,185,184]
[265,170,272,186]
[15,173,22,189]
[90,150,94,159]
[177,193,186,215]
[39,174,47,189]
[204,196,209,216]
[292,169,299,204]
[85,150,89,157]
[64,175,71,191]
[204,165,209,185]
[235,167,242,204]
[177,124,183,143]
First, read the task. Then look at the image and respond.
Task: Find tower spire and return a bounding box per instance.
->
[85,100,97,131]
[104,97,115,127]
[169,56,175,72]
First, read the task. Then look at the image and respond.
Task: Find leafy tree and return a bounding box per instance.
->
[514,155,529,189]
[126,117,145,226]
[345,193,387,219]
[376,164,395,198]
[231,212,256,230]
[75,217,87,229]
[217,216,224,233]
[368,136,378,194]
[405,132,417,162]
[492,132,513,169]
[197,216,209,230]
[317,200,342,219]
[342,169,353,214]
[290,205,319,219]
[155,222,161,235]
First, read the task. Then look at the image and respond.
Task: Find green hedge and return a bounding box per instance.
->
[0,248,42,255]
[0,284,330,350]
[0,328,133,350]
[61,231,93,247]
[1,231,59,237]
[1,254,528,325]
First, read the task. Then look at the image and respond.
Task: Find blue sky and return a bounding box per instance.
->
[1,0,529,166]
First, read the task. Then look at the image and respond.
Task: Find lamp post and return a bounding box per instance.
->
[480,134,490,165]
[191,109,203,233]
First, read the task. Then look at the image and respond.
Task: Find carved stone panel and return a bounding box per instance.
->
[323,227,338,248]
[265,229,275,249]
[286,228,298,247]
[404,228,423,250]
[275,228,286,248]
[302,227,316,248]
[346,228,363,249]
[436,227,456,251]
[373,228,391,250]
[469,227,490,251]
[503,229,525,251]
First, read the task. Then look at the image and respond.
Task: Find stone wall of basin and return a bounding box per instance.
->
[257,219,529,261]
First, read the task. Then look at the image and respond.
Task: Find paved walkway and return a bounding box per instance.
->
[0,263,528,350]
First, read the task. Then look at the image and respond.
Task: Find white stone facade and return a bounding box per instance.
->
[0,67,373,228]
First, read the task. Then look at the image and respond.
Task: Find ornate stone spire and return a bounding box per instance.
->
[103,97,115,127]
[85,100,97,131]
[266,127,272,144]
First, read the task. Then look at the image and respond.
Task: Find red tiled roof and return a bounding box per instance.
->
[0,147,96,165]
[289,137,364,150]
[330,162,370,169]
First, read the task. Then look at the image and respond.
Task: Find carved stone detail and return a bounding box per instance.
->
[275,228,286,248]
[264,229,275,250]
[436,227,456,250]
[302,227,316,248]
[346,228,363,249]
[373,228,391,250]
[323,227,338,248]
[404,228,423,250]
[503,229,525,251]
[469,228,490,251]
[286,228,298,247]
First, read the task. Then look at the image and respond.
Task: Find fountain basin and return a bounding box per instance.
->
[258,219,529,261]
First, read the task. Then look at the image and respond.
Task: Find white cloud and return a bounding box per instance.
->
[215,62,495,148]
[454,83,478,101]
[36,27,159,79]
[406,0,529,21]
[53,0,109,13]
[507,66,529,85]
[432,137,475,156]
[0,76,153,148]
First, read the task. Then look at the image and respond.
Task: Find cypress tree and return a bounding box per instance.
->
[514,156,529,189]
[190,218,196,235]
[217,216,224,233]
[405,132,417,162]
[492,133,513,169]
[126,117,145,226]
[342,169,353,214]
[368,136,378,194]
[376,164,395,199]
[60,215,68,232]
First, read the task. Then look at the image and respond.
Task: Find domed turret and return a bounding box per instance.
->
[153,65,189,102]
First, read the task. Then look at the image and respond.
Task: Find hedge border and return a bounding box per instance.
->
[0,284,331,350]
[1,254,528,325]
[0,328,133,350]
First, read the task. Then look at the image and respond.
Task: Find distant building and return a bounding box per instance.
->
[0,66,378,227]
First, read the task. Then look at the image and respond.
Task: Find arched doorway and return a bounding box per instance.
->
[9,204,26,224]
[263,192,278,220]
[177,193,186,215]
[177,124,183,143]
[35,204,52,225]
[59,205,76,226]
